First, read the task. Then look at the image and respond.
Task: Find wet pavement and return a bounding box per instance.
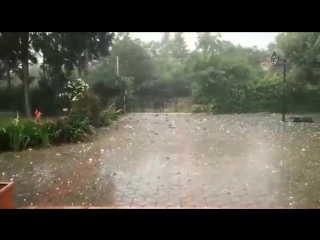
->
[1,113,320,208]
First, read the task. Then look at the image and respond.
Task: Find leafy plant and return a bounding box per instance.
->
[0,114,98,152]
[192,104,208,113]
[49,116,96,144]
[5,117,33,151]
[58,77,89,102]
[99,103,121,126]
[99,110,111,126]
[71,91,102,126]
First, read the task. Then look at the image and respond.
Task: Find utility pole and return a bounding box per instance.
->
[282,58,287,122]
[271,51,286,121]
[116,56,126,113]
[116,56,119,76]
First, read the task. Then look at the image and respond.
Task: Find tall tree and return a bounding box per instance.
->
[170,33,189,62]
[104,33,154,90]
[276,32,320,84]
[161,32,171,45]
[0,32,20,90]
[0,32,115,117]
[196,32,220,52]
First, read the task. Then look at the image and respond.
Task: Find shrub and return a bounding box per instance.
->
[71,91,102,127]
[0,117,49,151]
[100,103,122,125]
[108,111,120,121]
[0,76,122,152]
[99,108,120,126]
[49,115,96,144]
[58,77,89,102]
[0,115,96,152]
[191,102,219,114]
[192,104,208,113]
[99,110,111,126]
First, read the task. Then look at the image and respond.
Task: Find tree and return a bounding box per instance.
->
[0,32,20,90]
[144,41,162,59]
[170,33,189,62]
[196,32,223,53]
[39,32,114,78]
[0,32,115,117]
[276,32,320,84]
[2,31,319,115]
[104,33,154,91]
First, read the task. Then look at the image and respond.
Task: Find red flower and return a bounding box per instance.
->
[34,109,42,122]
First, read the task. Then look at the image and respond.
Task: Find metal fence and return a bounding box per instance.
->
[128,98,193,113]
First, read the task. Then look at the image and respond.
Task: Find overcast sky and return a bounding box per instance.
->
[131,32,278,50]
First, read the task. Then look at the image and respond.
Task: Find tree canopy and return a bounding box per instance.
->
[1,32,320,116]
[0,32,114,116]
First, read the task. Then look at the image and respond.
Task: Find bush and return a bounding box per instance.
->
[0,118,50,151]
[192,104,208,113]
[0,115,96,152]
[50,115,95,144]
[99,110,111,126]
[71,91,102,127]
[0,77,123,152]
[98,104,121,127]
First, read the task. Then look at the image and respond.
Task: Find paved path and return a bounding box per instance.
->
[2,113,320,208]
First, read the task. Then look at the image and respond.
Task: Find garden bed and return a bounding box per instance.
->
[0,111,121,153]
[0,77,124,153]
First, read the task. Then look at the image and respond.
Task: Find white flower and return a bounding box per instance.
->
[13,116,19,126]
[58,77,89,101]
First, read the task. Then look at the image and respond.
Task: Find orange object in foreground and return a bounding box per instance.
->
[0,182,14,209]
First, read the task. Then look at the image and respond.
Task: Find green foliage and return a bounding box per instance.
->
[0,32,114,117]
[0,117,50,151]
[88,63,133,108]
[99,110,111,126]
[0,83,61,116]
[0,84,122,152]
[185,32,320,114]
[0,115,96,152]
[70,91,102,127]
[2,31,320,123]
[66,32,320,114]
[192,104,209,113]
[105,33,154,90]
[58,77,89,102]
[108,112,119,121]
[49,116,95,144]
[99,107,120,126]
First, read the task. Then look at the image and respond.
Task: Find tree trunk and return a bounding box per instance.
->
[6,63,11,90]
[22,60,31,118]
[42,57,47,79]
[77,55,83,77]
[43,66,46,78]
[84,48,89,77]
[21,32,31,118]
